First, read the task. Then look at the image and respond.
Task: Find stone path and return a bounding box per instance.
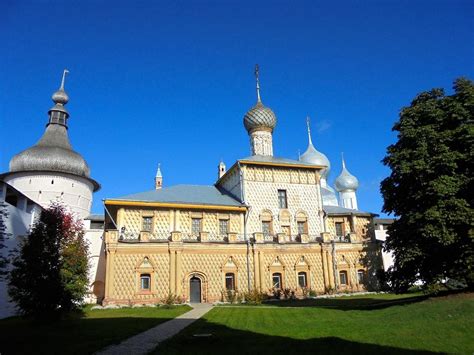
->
[96,303,213,355]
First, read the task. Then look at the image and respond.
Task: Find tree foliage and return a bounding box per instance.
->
[381,78,474,292]
[0,201,11,279]
[8,203,89,317]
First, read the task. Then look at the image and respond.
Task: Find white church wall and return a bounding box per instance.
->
[4,172,94,219]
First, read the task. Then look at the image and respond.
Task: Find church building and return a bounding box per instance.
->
[101,66,382,304]
[1,67,382,308]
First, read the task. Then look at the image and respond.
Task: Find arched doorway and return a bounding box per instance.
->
[190,276,201,303]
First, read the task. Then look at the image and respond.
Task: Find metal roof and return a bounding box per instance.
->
[323,205,375,217]
[84,214,105,221]
[238,155,321,167]
[374,218,395,225]
[111,185,243,207]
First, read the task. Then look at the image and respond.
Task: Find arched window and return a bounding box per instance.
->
[225,273,235,290]
[357,270,365,284]
[272,273,282,289]
[339,271,348,286]
[140,274,151,290]
[260,210,273,236]
[298,272,307,288]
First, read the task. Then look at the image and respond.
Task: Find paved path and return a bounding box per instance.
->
[96,303,213,355]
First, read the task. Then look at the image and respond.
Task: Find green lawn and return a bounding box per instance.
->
[0,305,190,355]
[155,293,474,354]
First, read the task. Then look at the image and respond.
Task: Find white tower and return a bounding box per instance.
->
[1,70,100,218]
[335,154,359,210]
[218,160,226,179]
[155,163,163,190]
[243,65,277,156]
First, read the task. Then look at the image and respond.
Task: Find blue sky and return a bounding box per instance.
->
[1,1,473,216]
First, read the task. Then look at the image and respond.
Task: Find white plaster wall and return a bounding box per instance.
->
[250,130,273,156]
[375,227,394,271]
[0,200,42,319]
[218,167,243,202]
[4,172,94,219]
[339,190,358,210]
[84,229,105,303]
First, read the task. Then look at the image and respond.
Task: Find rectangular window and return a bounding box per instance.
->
[339,271,347,285]
[297,221,306,235]
[278,190,288,209]
[298,272,307,288]
[225,273,235,290]
[357,270,365,284]
[262,221,271,236]
[219,219,229,236]
[140,274,151,290]
[272,273,282,289]
[191,218,201,236]
[335,222,344,237]
[142,216,152,232]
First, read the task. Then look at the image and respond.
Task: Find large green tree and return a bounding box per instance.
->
[381,78,474,292]
[8,203,89,317]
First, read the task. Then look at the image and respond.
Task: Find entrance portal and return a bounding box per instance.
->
[190,276,201,303]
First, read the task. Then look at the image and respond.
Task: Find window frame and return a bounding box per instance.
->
[277,189,288,209]
[191,218,202,236]
[219,219,229,236]
[298,271,307,288]
[339,270,348,286]
[335,222,344,237]
[140,273,151,291]
[142,216,153,232]
[225,272,235,291]
[357,269,365,284]
[262,221,272,236]
[272,272,282,289]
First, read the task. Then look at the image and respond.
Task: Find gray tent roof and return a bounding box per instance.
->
[112,185,243,207]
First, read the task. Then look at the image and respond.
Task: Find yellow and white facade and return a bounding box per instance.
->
[101,66,382,304]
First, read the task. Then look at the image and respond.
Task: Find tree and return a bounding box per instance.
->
[381,78,474,292]
[8,203,89,317]
[0,201,11,279]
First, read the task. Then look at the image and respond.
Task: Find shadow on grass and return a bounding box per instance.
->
[0,316,175,355]
[154,318,439,355]
[261,294,430,310]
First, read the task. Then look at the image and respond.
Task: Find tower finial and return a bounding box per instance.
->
[306,116,313,145]
[255,64,261,103]
[341,152,346,169]
[60,69,69,90]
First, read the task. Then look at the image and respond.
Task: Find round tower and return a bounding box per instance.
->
[335,154,359,210]
[1,70,100,218]
[243,65,277,156]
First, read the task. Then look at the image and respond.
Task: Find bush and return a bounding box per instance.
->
[223,289,237,304]
[308,289,317,297]
[243,290,267,304]
[8,203,89,318]
[271,288,282,299]
[161,292,183,307]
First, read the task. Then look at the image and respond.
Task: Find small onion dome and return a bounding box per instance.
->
[300,143,330,177]
[52,88,69,105]
[300,117,330,177]
[243,102,277,133]
[335,158,359,191]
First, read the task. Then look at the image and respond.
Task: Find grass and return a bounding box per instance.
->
[154,293,474,354]
[0,305,191,355]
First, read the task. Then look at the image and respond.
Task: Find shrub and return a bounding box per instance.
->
[243,290,267,304]
[308,288,317,297]
[8,203,89,318]
[223,289,237,304]
[161,292,182,307]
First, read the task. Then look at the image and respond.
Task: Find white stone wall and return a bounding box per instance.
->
[84,228,105,303]
[242,165,324,236]
[375,226,394,271]
[339,190,358,210]
[250,130,273,156]
[0,184,42,319]
[4,172,94,219]
[218,167,243,202]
